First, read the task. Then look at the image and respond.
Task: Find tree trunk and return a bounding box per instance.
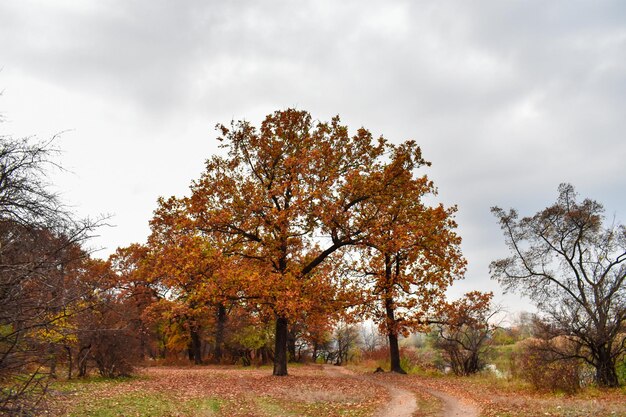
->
[388,332,406,374]
[385,296,406,374]
[258,346,272,365]
[312,341,319,363]
[273,316,288,376]
[48,344,57,378]
[159,334,168,358]
[463,352,480,375]
[190,328,202,365]
[213,304,226,364]
[77,345,90,378]
[595,345,619,387]
[288,328,297,362]
[65,345,73,380]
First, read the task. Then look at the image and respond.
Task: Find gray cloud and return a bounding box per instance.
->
[1,0,624,313]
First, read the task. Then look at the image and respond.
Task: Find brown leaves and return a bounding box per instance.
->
[355,142,466,337]
[186,110,415,323]
[127,109,468,375]
[49,366,389,417]
[440,291,495,328]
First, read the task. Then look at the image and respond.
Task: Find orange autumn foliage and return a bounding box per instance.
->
[186,109,432,375]
[355,142,466,373]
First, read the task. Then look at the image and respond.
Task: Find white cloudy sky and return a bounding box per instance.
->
[1,0,625,315]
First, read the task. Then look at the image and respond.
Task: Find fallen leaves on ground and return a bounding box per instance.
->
[47,365,389,417]
[45,365,626,417]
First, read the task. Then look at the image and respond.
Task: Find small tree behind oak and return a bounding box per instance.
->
[357,142,465,373]
[491,184,626,387]
[148,197,252,364]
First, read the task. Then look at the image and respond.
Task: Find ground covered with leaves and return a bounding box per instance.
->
[46,365,626,417]
[47,365,389,417]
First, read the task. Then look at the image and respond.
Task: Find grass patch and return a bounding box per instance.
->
[68,392,220,417]
[255,397,296,416]
[254,394,374,417]
[491,344,515,375]
[414,393,442,417]
[53,375,137,388]
[50,375,141,399]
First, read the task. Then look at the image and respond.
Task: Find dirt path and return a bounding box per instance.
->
[322,365,478,417]
[323,365,416,417]
[372,383,417,417]
[422,388,479,417]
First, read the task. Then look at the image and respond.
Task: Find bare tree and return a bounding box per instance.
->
[332,322,361,366]
[491,184,626,387]
[0,134,98,414]
[359,322,386,353]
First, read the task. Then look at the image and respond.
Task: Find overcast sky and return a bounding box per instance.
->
[1,0,625,316]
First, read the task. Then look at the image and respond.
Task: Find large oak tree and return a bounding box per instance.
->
[187,109,416,375]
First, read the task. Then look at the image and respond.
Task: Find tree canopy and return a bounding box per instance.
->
[180,108,465,375]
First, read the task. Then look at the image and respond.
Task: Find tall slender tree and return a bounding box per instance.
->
[357,142,465,373]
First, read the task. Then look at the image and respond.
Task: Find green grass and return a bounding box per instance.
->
[68,392,221,417]
[255,397,297,416]
[413,392,442,417]
[490,344,516,375]
[52,375,137,389]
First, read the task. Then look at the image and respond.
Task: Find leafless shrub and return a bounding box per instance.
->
[512,337,581,393]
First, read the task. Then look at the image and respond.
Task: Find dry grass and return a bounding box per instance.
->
[350,359,625,417]
[399,373,626,417]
